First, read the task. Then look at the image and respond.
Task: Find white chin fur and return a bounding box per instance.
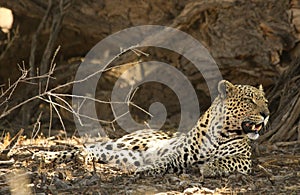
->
[247,133,259,140]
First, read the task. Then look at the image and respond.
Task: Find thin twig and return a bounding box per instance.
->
[32,112,43,139]
[0,65,28,106]
[131,48,150,57]
[49,98,53,137]
[47,95,66,133]
[129,102,153,118]
[44,46,60,93]
[49,45,140,93]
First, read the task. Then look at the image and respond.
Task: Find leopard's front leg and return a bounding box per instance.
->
[135,152,181,176]
[201,155,252,177]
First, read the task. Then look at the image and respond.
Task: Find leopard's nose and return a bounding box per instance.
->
[260,111,268,119]
[260,107,270,118]
[260,109,270,126]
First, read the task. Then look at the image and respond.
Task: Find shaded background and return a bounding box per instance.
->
[0,0,299,143]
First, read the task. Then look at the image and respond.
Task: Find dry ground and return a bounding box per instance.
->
[0,133,299,195]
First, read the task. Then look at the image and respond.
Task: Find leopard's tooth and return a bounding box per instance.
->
[254,124,262,131]
[257,124,262,130]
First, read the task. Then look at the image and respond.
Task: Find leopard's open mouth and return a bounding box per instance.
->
[242,121,264,140]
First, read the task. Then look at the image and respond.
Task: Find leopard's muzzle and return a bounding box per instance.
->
[242,121,264,140]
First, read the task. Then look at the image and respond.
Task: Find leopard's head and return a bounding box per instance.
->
[217,80,269,140]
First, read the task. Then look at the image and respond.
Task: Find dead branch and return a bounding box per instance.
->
[29,0,52,77]
[274,140,300,147]
[0,44,151,138]
[40,0,69,77]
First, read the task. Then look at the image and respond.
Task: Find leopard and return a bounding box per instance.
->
[33,80,269,177]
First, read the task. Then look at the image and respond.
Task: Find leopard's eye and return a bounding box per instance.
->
[242,97,256,104]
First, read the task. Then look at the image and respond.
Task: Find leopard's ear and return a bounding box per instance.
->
[258,84,264,92]
[218,80,236,99]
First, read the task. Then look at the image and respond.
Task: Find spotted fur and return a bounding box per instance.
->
[33,80,269,177]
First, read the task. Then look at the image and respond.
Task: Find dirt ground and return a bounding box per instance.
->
[0,134,299,195]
